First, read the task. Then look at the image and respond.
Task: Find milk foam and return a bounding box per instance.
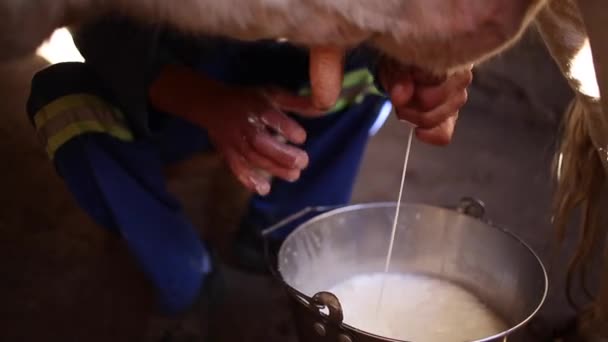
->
[328,273,508,342]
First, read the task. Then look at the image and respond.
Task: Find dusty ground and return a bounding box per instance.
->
[0,27,598,341]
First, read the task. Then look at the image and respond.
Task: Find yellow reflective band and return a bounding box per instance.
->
[33,94,125,129]
[45,120,134,159]
[298,88,311,96]
[342,68,374,88]
[368,85,383,96]
[329,98,350,114]
[33,93,134,160]
[354,93,366,104]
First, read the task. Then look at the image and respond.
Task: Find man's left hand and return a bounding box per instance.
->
[380,62,473,145]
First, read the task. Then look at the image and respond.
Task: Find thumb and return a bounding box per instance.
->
[415,115,458,146]
[389,76,416,108]
[309,46,345,111]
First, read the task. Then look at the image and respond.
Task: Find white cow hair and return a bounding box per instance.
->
[1,0,548,73]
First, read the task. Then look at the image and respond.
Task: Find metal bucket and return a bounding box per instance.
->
[265,198,548,342]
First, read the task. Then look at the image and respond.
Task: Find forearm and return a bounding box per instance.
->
[148,64,234,127]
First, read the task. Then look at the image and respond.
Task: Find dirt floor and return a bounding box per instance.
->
[0,28,599,341]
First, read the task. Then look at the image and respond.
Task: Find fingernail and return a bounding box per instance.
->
[391,84,405,98]
[293,153,309,169]
[256,181,270,196]
[292,128,307,144]
[242,172,271,196]
[286,169,300,182]
[391,84,411,106]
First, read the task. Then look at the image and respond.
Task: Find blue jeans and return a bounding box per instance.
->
[27,61,388,315]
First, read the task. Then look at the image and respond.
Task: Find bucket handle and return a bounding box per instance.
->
[311,291,345,324]
[455,196,486,220]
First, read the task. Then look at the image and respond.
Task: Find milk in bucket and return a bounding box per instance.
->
[328,272,508,341]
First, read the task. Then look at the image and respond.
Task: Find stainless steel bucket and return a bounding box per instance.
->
[265,198,548,342]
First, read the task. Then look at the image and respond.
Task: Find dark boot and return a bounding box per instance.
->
[159,252,226,341]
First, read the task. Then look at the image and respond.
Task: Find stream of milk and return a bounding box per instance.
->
[329,273,508,341]
[375,125,414,314]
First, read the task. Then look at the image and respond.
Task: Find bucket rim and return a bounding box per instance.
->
[276,201,549,342]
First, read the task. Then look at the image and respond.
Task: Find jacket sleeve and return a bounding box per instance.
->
[69,16,182,137]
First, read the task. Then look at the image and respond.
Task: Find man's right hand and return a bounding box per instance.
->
[149,65,322,196]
